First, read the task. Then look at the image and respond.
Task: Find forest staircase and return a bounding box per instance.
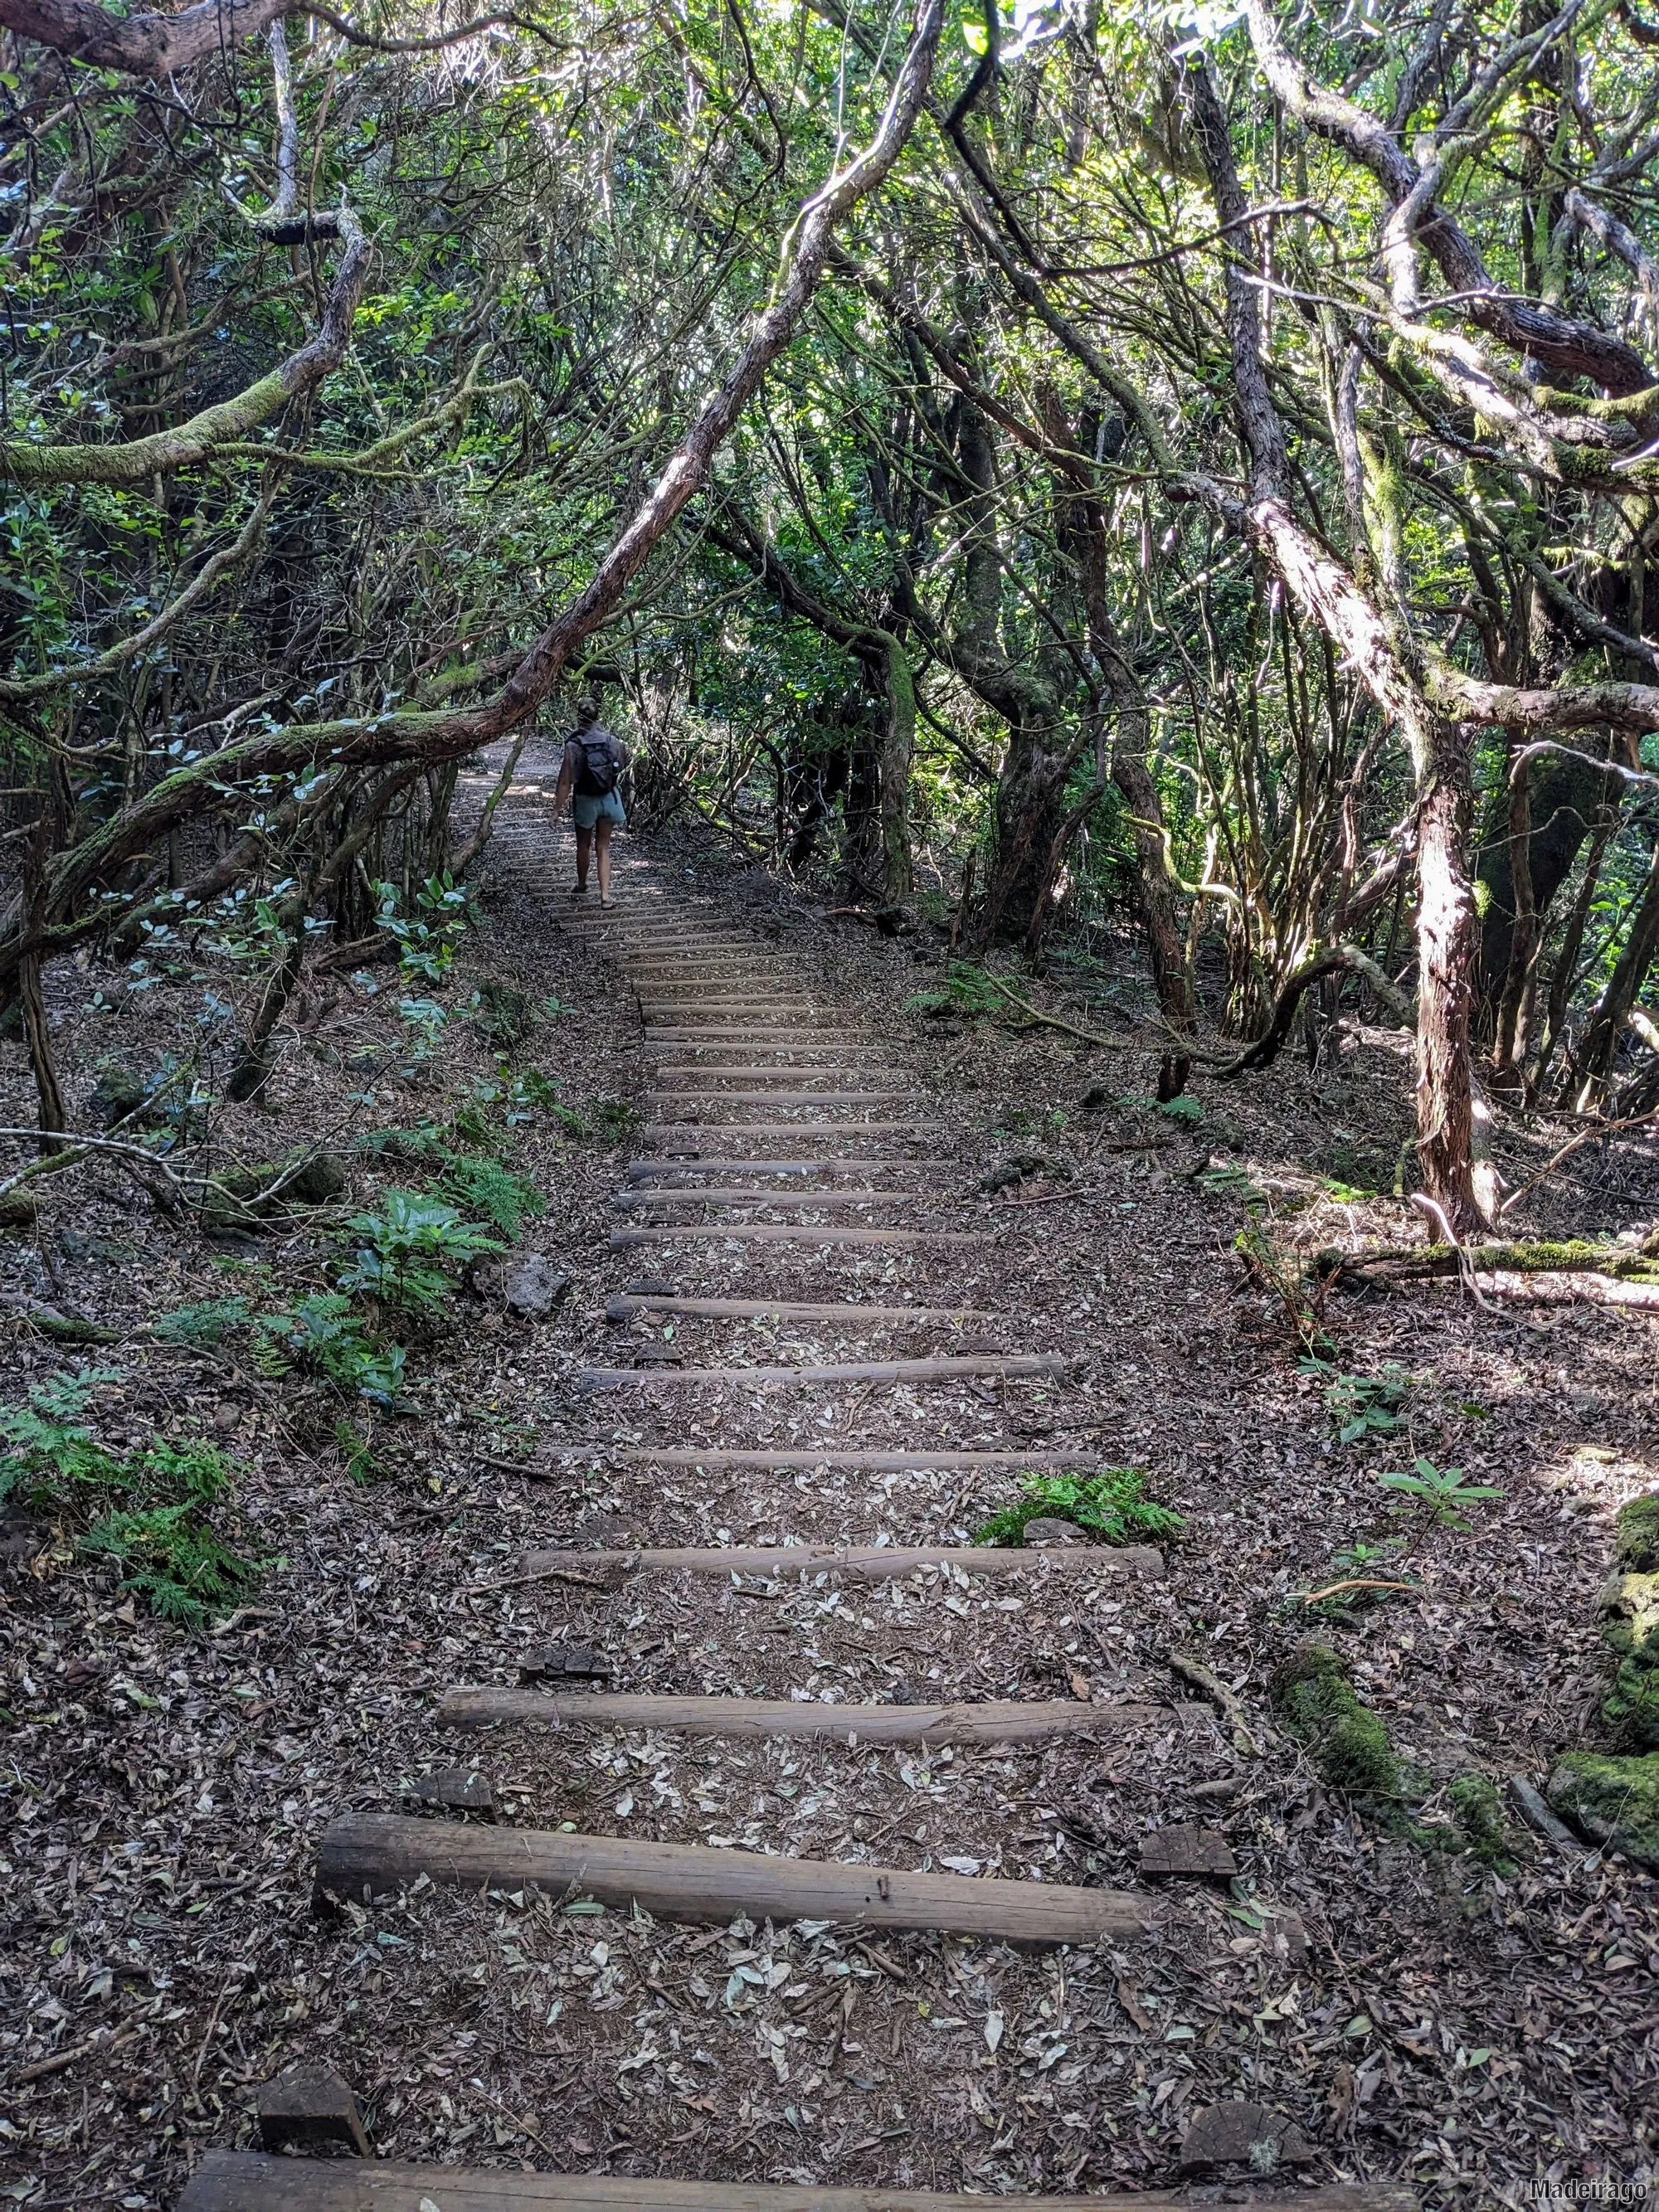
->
[180,834,1418,2211]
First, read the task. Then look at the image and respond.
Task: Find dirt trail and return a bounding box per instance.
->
[4,759,1654,2211]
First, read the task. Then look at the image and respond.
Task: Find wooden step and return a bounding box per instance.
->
[611,1187,931,1208]
[606,1296,991,1321]
[623,1159,896,1179]
[181,2151,1419,2212]
[643,1044,884,1058]
[496,1543,1163,1580]
[314,1812,1154,1944]
[610,1224,980,1249]
[651,1066,896,1082]
[645,1028,869,1042]
[579,1353,1065,1389]
[645,1091,917,1106]
[539,1446,1132,1471]
[440,1688,1170,1743]
[640,1123,942,1144]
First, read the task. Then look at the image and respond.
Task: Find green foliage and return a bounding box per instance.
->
[337,1188,503,1315]
[905,960,1003,1018]
[974,1467,1184,1548]
[1301,1356,1411,1443]
[375,873,478,986]
[255,1294,406,1405]
[1157,1092,1203,1124]
[1272,1642,1405,1800]
[0,1367,127,1503]
[0,1373,257,1626]
[152,1297,251,1347]
[435,1154,544,1241]
[334,1418,389,1485]
[1237,1223,1333,1358]
[1377,1456,1504,1528]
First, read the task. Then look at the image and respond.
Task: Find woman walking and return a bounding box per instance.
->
[553,696,629,906]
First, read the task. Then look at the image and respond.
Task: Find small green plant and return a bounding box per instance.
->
[0,1373,259,1627]
[337,1189,503,1316]
[334,1417,388,1485]
[1377,1456,1504,1528]
[905,960,1004,1018]
[1157,1092,1203,1123]
[1197,1163,1262,1199]
[397,995,450,1070]
[375,872,477,986]
[255,1294,406,1405]
[1301,1357,1411,1443]
[1238,1222,1333,1357]
[540,993,576,1020]
[0,1367,127,1500]
[590,1094,639,1141]
[974,1468,1184,1548]
[152,1297,251,1347]
[436,1155,545,1242]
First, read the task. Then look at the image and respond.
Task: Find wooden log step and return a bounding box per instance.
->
[645,1027,869,1039]
[439,1688,1168,1743]
[499,1542,1163,1579]
[180,2151,1420,2212]
[606,1294,987,1321]
[644,1043,884,1057]
[580,1353,1065,1390]
[651,1066,896,1082]
[314,1812,1154,1945]
[640,1122,943,1144]
[623,1159,895,1179]
[611,1187,930,1208]
[610,1224,980,1249]
[538,1446,1135,1471]
[645,1091,918,1106]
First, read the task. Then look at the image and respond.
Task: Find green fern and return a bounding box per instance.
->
[436,1155,545,1241]
[974,1468,1183,1548]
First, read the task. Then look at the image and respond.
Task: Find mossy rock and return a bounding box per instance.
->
[200,1148,347,1230]
[89,1062,153,1127]
[1443,1773,1517,1868]
[1598,1570,1659,1663]
[473,977,535,1053]
[1603,1656,1659,1752]
[0,1189,37,1232]
[1615,1494,1659,1573]
[1272,1641,1404,1798]
[1546,1752,1659,1869]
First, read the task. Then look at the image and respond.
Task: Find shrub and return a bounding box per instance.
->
[0,1373,259,1627]
[255,1294,406,1406]
[437,1155,544,1242]
[336,1188,503,1316]
[974,1468,1184,1548]
[152,1297,251,1347]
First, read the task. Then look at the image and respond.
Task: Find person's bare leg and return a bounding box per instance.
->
[596,816,615,904]
[574,824,593,892]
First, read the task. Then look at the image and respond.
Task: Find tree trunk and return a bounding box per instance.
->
[1491,742,1536,1087]
[1413,719,1489,1235]
[975,721,1074,946]
[1574,837,1659,1106]
[1111,748,1194,1098]
[19,953,68,1153]
[877,636,915,902]
[1477,745,1605,1036]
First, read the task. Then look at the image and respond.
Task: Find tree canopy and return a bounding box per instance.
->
[6,0,1659,1216]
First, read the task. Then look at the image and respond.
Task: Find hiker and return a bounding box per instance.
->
[553,694,629,906]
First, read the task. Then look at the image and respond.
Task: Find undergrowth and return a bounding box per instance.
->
[0,1370,260,1626]
[974,1468,1184,1548]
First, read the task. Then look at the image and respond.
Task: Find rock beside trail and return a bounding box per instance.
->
[474,1251,570,1318]
[200,1149,348,1232]
[1547,1752,1659,1869]
[1022,1515,1085,1547]
[1599,1495,1659,1748]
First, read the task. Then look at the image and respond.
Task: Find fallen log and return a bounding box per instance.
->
[438,1689,1171,1743]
